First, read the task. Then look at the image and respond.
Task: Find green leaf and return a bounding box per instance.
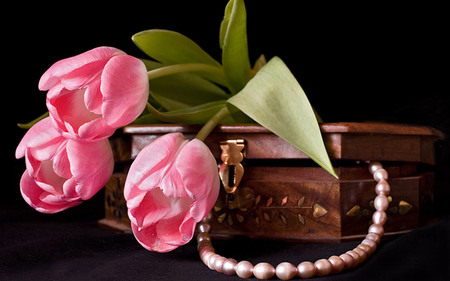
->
[146,100,233,125]
[134,30,228,86]
[219,0,234,49]
[131,113,162,125]
[220,0,251,93]
[227,57,337,178]
[133,29,221,67]
[142,59,229,110]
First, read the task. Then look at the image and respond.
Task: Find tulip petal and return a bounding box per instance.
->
[77,117,115,141]
[156,213,185,246]
[39,47,125,91]
[67,139,114,200]
[124,133,185,198]
[20,171,81,214]
[16,117,63,159]
[100,55,149,128]
[179,216,197,244]
[131,223,178,253]
[157,209,196,247]
[52,145,72,179]
[84,79,103,114]
[176,138,220,220]
[34,159,65,196]
[47,88,102,134]
[130,188,171,229]
[62,178,79,199]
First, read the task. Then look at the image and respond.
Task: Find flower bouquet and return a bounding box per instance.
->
[16,0,441,279]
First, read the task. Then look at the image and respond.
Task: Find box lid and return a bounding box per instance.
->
[124,122,443,164]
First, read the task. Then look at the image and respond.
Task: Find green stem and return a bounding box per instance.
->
[17,111,50,129]
[195,106,230,142]
[147,63,225,81]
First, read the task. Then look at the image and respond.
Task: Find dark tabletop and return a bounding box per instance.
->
[1,202,449,281]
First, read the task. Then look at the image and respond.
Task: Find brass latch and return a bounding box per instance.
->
[218,139,246,194]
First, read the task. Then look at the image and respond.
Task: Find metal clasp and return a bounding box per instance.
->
[219,139,246,194]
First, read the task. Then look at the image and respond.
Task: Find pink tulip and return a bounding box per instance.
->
[124,133,219,252]
[39,46,149,141]
[16,118,114,213]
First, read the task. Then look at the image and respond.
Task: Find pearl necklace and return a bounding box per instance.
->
[196,162,391,280]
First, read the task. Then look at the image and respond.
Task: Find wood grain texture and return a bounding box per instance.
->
[125,122,443,164]
[102,123,441,240]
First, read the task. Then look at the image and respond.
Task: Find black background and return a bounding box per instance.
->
[3,1,449,280]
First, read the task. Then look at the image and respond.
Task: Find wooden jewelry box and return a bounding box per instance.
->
[99,122,443,241]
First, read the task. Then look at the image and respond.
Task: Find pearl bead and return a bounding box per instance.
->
[235,261,253,279]
[369,161,383,174]
[357,244,373,257]
[297,261,315,278]
[374,195,389,211]
[339,253,355,269]
[328,255,345,274]
[353,247,368,263]
[375,180,390,195]
[197,222,211,233]
[197,239,212,251]
[213,256,226,273]
[275,262,297,280]
[361,239,377,255]
[207,254,220,270]
[200,250,215,266]
[372,210,387,225]
[198,241,213,254]
[373,168,388,181]
[253,262,275,280]
[369,223,385,236]
[346,250,361,265]
[366,233,381,245]
[196,232,211,243]
[222,258,237,276]
[314,259,332,277]
[361,238,377,247]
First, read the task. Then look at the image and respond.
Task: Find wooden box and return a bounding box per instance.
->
[99,122,443,241]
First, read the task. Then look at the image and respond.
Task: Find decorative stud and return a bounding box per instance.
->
[281,196,288,206]
[297,196,305,207]
[266,197,273,207]
[227,214,233,225]
[298,214,305,225]
[217,213,227,224]
[263,212,271,222]
[255,195,261,206]
[279,213,287,225]
[313,203,328,218]
[346,205,360,217]
[399,200,413,215]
